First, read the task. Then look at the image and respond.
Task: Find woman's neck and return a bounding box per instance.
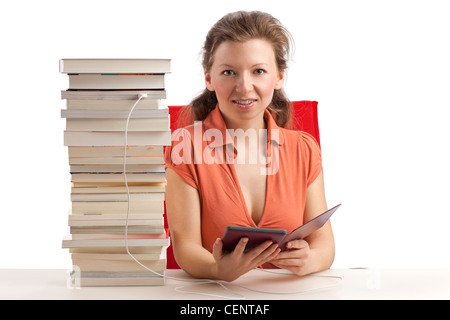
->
[220,109,267,132]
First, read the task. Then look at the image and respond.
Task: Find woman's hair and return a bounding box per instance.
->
[181,10,295,128]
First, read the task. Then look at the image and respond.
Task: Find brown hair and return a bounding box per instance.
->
[180,11,294,128]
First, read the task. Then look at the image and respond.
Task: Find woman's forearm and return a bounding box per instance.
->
[171,238,219,280]
[306,230,335,273]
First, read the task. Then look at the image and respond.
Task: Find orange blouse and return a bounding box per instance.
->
[164,106,322,256]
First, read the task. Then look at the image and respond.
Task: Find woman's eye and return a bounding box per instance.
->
[254,69,265,75]
[223,70,234,76]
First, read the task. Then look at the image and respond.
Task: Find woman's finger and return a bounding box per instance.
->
[285,239,308,250]
[233,237,249,255]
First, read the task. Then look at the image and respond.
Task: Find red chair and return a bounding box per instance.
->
[165,101,321,269]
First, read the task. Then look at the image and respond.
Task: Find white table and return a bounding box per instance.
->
[1,268,449,300]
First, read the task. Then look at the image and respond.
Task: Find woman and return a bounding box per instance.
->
[165,11,334,282]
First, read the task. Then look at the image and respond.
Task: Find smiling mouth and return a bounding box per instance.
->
[232,99,257,109]
[233,99,256,105]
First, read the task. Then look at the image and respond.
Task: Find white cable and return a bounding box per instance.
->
[122,95,342,299]
[122,94,245,299]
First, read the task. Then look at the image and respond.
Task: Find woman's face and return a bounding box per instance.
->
[205,39,284,129]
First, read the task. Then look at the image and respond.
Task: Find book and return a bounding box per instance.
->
[60,59,171,74]
[71,183,166,194]
[71,258,167,272]
[69,156,164,165]
[70,271,165,286]
[62,232,170,248]
[65,118,170,131]
[70,192,165,202]
[69,163,165,173]
[68,218,164,228]
[67,73,165,90]
[71,251,166,260]
[66,98,162,110]
[68,213,163,221]
[71,201,165,215]
[61,108,169,118]
[69,246,166,254]
[68,145,163,158]
[70,225,165,234]
[71,173,166,183]
[64,130,171,146]
[61,89,167,100]
[69,213,163,221]
[71,231,165,240]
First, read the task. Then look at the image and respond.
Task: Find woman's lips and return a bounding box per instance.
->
[232,99,257,110]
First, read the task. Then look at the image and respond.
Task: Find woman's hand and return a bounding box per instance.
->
[212,237,280,282]
[269,239,313,276]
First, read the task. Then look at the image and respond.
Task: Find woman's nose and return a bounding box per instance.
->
[235,72,253,94]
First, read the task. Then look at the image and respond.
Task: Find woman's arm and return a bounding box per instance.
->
[165,168,216,278]
[270,171,335,275]
[165,168,280,282]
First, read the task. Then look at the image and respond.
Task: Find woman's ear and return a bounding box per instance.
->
[274,70,285,90]
[205,71,215,92]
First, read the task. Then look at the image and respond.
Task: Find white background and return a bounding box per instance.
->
[0,0,449,270]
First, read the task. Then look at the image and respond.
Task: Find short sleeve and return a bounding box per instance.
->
[301,132,323,186]
[164,128,199,189]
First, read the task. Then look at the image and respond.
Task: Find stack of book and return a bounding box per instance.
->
[60,59,171,286]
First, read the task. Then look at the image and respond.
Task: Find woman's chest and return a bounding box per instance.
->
[234,162,267,225]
